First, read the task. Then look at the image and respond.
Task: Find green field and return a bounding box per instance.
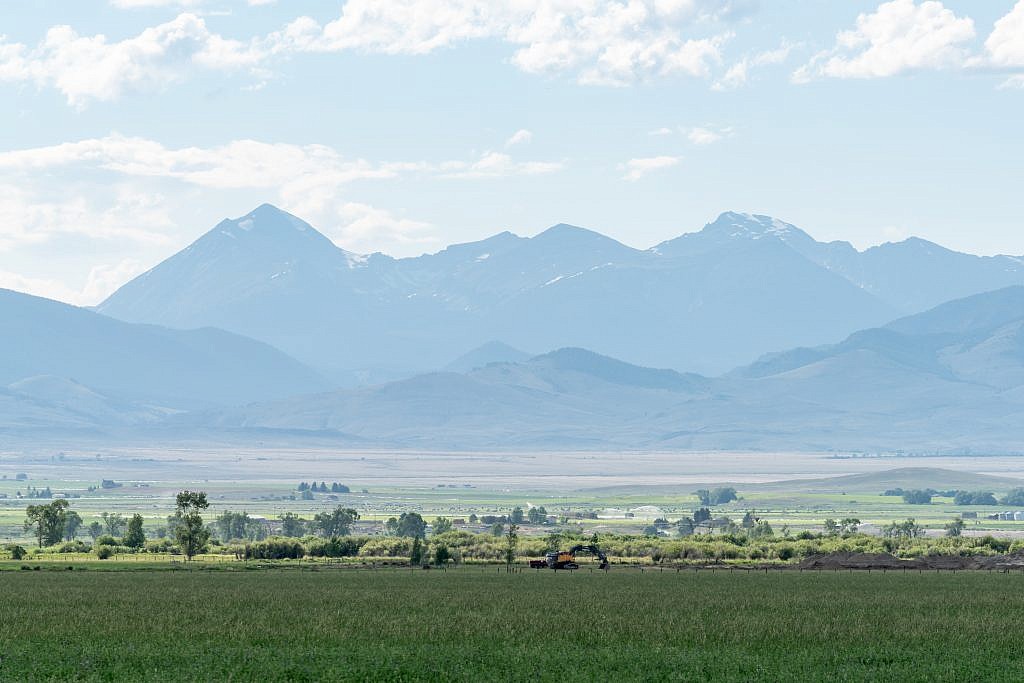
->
[2,568,1024,681]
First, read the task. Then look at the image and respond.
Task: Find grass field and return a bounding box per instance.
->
[2,568,1024,681]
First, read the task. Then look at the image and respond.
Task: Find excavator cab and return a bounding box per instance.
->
[544,544,609,570]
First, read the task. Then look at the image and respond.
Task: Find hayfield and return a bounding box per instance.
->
[2,568,1024,681]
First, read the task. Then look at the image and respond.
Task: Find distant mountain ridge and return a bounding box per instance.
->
[194,286,1024,452]
[100,205,1024,378]
[0,288,329,413]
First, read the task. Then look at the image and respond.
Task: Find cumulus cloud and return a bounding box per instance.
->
[793,0,975,82]
[271,0,735,86]
[648,127,673,136]
[620,155,680,181]
[985,1,1024,68]
[714,42,793,89]
[0,259,145,306]
[329,202,439,254]
[505,129,533,147]
[0,134,563,260]
[440,151,564,179]
[3,2,743,104]
[0,13,265,106]
[687,126,729,145]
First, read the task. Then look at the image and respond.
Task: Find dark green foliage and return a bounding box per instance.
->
[63,511,83,541]
[410,537,424,565]
[95,546,114,560]
[7,544,27,560]
[388,512,426,539]
[954,491,997,505]
[695,487,739,506]
[313,507,359,537]
[901,490,933,505]
[1000,488,1024,506]
[278,513,305,538]
[433,544,451,566]
[693,508,711,524]
[510,507,525,524]
[305,537,365,558]
[24,500,70,548]
[123,514,146,549]
[526,506,548,524]
[101,512,127,537]
[431,517,453,535]
[87,521,102,539]
[244,538,304,560]
[174,490,210,561]
[214,511,266,542]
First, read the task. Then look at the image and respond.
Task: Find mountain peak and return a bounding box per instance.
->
[705,212,806,241]
[534,223,611,243]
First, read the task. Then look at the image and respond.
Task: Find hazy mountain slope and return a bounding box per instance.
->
[0,288,328,409]
[197,288,1024,451]
[98,206,1024,377]
[444,341,532,373]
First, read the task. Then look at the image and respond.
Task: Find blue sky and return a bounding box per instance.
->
[0,0,1022,304]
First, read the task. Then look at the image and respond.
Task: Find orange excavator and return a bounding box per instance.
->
[530,544,609,570]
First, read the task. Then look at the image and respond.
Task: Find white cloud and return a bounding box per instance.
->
[505,129,533,147]
[998,74,1024,89]
[0,13,265,106]
[0,184,174,251]
[983,1,1024,69]
[648,127,673,136]
[0,258,145,306]
[793,0,975,82]
[0,134,564,260]
[276,1,735,86]
[441,151,564,179]
[621,155,680,181]
[713,42,793,89]
[329,202,438,253]
[687,126,720,145]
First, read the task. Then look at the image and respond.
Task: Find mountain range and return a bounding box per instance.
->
[8,203,1024,451]
[97,204,1024,378]
[196,286,1024,451]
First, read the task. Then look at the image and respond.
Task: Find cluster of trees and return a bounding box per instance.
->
[882,518,926,540]
[297,482,350,493]
[694,488,739,506]
[883,488,1024,506]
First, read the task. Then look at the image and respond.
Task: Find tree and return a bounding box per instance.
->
[279,512,306,537]
[741,512,755,529]
[677,517,695,537]
[214,511,266,542]
[1001,488,1024,506]
[749,520,774,539]
[642,525,659,536]
[101,512,127,537]
[123,513,146,548]
[393,512,427,539]
[510,507,525,525]
[24,500,69,548]
[87,521,103,540]
[432,517,453,535]
[694,489,712,506]
[945,518,966,537]
[901,490,932,505]
[410,536,424,565]
[314,507,360,537]
[954,491,997,505]
[505,521,518,570]
[840,518,861,534]
[823,518,840,535]
[63,511,83,541]
[434,544,451,566]
[7,544,26,560]
[468,513,478,523]
[174,490,210,561]
[693,508,711,524]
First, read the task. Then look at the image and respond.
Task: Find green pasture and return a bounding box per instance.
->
[2,569,1024,681]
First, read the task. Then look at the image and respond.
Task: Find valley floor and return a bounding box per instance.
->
[1,568,1023,681]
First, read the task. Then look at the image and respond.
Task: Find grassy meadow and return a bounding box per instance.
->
[2,568,1024,681]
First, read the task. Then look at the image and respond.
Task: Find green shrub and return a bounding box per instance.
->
[95,546,114,560]
[244,538,305,560]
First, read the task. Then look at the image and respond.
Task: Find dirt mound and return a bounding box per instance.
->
[798,552,980,570]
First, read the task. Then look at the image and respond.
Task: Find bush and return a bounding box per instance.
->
[95,546,114,560]
[145,539,178,554]
[55,540,90,553]
[95,535,119,546]
[245,538,305,560]
[306,536,365,558]
[7,544,26,560]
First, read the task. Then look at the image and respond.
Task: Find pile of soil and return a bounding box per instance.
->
[798,552,981,570]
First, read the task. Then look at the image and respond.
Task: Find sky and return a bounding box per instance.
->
[0,0,1022,305]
